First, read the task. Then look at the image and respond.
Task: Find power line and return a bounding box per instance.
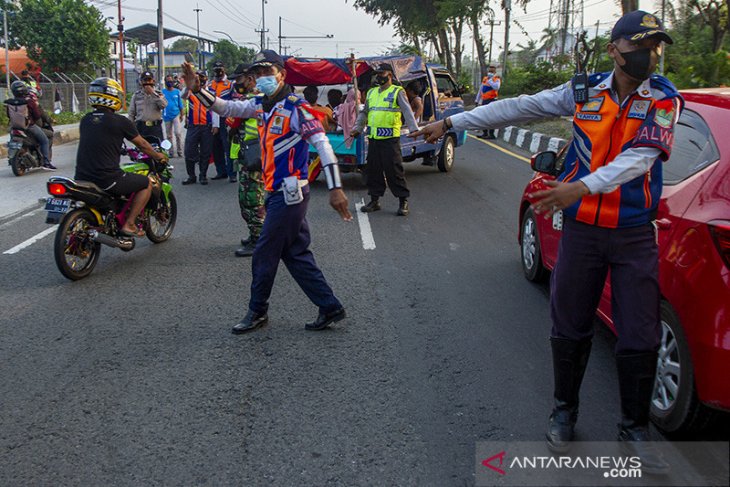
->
[204,0,258,30]
[280,16,330,37]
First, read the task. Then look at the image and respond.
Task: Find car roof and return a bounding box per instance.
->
[679,88,730,111]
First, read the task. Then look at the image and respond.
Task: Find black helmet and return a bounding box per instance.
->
[10,80,29,98]
[89,77,124,112]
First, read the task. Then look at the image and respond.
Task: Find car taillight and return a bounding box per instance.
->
[47,183,67,196]
[709,222,730,269]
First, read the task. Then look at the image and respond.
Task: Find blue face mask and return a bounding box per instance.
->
[256,75,280,96]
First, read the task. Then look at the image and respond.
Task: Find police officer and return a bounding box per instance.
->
[412,11,680,473]
[351,64,419,216]
[475,65,501,139]
[128,70,168,141]
[181,70,217,185]
[227,63,266,257]
[181,50,352,333]
[208,61,235,181]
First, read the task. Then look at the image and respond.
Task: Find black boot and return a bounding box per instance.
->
[546,338,592,453]
[232,310,268,334]
[361,197,381,213]
[397,198,409,216]
[182,176,196,185]
[616,352,670,475]
[235,239,257,257]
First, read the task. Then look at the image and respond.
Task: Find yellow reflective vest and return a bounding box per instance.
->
[366,85,404,139]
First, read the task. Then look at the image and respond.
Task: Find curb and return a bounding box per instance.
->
[494,126,568,154]
[0,124,80,158]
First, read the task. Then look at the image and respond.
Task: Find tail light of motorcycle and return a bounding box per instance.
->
[709,221,730,269]
[47,182,67,196]
[11,129,24,136]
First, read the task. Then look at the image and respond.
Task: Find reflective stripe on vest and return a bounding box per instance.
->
[562,91,662,228]
[244,117,259,142]
[367,85,403,139]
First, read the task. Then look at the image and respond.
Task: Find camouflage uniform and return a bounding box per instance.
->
[230,117,265,242]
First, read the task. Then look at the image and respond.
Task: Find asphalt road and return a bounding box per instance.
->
[0,137,726,485]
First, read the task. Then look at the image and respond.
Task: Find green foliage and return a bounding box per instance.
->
[206,40,255,73]
[0,109,87,132]
[10,0,110,73]
[168,37,200,54]
[501,61,573,97]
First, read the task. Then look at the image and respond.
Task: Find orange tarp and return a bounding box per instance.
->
[0,48,40,75]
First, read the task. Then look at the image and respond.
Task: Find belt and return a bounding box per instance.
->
[139,120,162,126]
[267,179,309,194]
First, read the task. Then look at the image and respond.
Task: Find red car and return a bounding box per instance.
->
[518,88,730,434]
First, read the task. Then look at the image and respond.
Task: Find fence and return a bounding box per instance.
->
[1,71,99,114]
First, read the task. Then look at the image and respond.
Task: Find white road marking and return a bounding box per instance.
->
[3,225,58,255]
[355,198,376,250]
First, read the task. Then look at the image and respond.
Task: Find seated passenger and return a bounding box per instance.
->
[326,89,343,111]
[405,81,424,123]
[303,85,336,132]
[335,88,358,147]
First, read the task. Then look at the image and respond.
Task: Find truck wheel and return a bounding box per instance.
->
[437,136,455,172]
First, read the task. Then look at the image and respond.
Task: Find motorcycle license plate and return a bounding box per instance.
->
[7,141,22,149]
[45,198,71,214]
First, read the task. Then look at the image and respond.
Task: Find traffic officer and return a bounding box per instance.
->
[208,61,235,181]
[227,63,266,258]
[181,50,352,333]
[351,64,419,216]
[411,11,680,474]
[181,70,217,185]
[128,70,167,141]
[475,65,501,139]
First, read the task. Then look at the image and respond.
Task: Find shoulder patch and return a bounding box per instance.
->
[627,99,651,119]
[287,94,303,105]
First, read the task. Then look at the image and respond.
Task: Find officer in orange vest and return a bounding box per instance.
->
[181,70,218,185]
[475,65,501,139]
[413,11,680,473]
[208,61,235,182]
[182,50,352,334]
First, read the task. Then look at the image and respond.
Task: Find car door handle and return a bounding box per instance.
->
[655,218,672,230]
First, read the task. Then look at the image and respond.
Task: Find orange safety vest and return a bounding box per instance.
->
[480,76,500,101]
[209,78,232,98]
[186,95,211,125]
[561,74,681,228]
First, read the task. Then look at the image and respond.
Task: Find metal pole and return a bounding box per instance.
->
[278,16,281,53]
[118,0,126,110]
[261,0,266,51]
[194,5,202,69]
[4,9,10,90]
[659,0,666,74]
[488,19,494,64]
[157,0,165,86]
[503,0,510,82]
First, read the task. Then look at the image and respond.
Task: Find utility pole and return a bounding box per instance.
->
[592,20,600,71]
[157,0,165,86]
[256,0,268,51]
[659,0,666,74]
[488,19,502,65]
[194,5,202,69]
[118,0,126,109]
[3,7,10,90]
[502,0,511,82]
[278,17,333,56]
[278,16,282,53]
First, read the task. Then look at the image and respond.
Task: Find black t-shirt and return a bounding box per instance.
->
[75,110,139,185]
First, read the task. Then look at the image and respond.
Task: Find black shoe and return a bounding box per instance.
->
[229,177,237,183]
[234,241,257,257]
[240,237,252,246]
[182,177,197,185]
[397,198,409,216]
[545,338,592,453]
[360,199,380,213]
[42,162,58,171]
[616,351,669,475]
[232,310,268,334]
[305,307,346,331]
[211,174,227,180]
[199,177,208,185]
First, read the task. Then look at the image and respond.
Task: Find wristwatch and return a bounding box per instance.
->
[442,116,453,132]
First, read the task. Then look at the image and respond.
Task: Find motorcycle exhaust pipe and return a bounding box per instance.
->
[88,229,135,250]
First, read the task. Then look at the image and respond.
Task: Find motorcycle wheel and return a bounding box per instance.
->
[146,191,177,243]
[10,155,26,176]
[54,209,101,280]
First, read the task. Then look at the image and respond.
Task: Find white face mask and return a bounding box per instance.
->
[256,75,280,96]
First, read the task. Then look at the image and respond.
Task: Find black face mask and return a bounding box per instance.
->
[374,75,389,85]
[165,81,174,88]
[618,47,654,81]
[214,69,224,79]
[234,82,247,94]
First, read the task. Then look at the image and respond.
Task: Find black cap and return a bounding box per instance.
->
[375,63,394,73]
[140,70,154,79]
[213,61,225,69]
[611,10,673,45]
[252,49,285,69]
[196,69,208,77]
[232,63,253,77]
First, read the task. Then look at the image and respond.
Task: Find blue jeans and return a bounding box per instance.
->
[26,124,50,163]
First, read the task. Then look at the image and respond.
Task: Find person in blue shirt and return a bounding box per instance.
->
[162,74,185,157]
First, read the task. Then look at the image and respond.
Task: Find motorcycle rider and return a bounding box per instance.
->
[74,78,168,238]
[4,80,56,170]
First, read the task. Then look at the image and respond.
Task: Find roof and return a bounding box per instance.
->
[113,23,216,46]
[282,55,426,86]
[680,88,730,111]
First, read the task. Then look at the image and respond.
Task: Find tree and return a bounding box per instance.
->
[168,37,199,54]
[206,40,255,73]
[9,0,110,72]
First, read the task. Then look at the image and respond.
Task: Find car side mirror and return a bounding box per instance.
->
[531,151,558,175]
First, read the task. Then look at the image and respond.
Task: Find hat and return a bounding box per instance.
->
[611,10,673,45]
[374,63,394,73]
[213,61,225,69]
[232,63,253,77]
[140,70,154,80]
[196,69,208,77]
[252,49,285,69]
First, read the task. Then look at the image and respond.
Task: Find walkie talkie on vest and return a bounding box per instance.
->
[572,31,589,104]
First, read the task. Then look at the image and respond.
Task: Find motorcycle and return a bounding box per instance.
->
[45,137,176,280]
[7,126,51,176]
